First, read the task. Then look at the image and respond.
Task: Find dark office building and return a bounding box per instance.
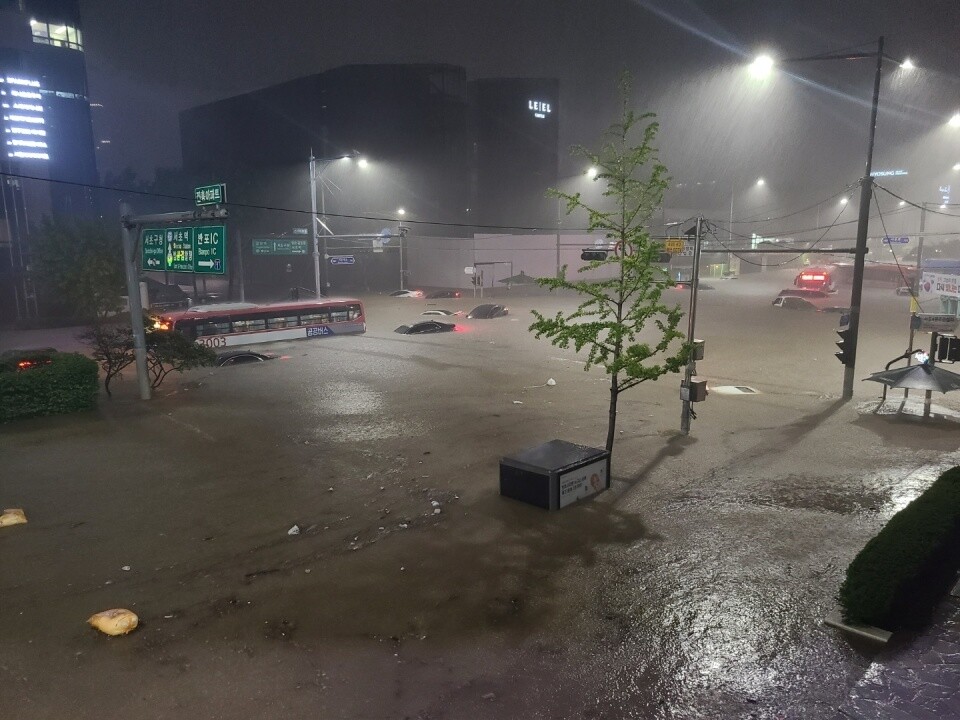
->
[469,77,559,230]
[179,64,559,295]
[0,0,98,322]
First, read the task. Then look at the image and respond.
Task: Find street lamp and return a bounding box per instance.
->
[750,37,896,400]
[309,150,360,296]
[555,167,599,276]
[950,113,960,128]
[748,54,774,79]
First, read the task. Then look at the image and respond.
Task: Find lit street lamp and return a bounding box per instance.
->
[555,166,599,276]
[309,151,362,296]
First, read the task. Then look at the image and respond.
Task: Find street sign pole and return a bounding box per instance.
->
[236,229,245,302]
[126,206,229,401]
[681,216,703,435]
[120,202,151,401]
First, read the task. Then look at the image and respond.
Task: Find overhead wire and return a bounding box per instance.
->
[722,181,860,226]
[703,198,853,267]
[873,183,960,219]
[871,192,924,311]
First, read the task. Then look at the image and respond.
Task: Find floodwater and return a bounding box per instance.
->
[3,271,960,718]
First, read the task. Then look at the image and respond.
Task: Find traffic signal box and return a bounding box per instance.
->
[937,335,960,363]
[836,327,854,367]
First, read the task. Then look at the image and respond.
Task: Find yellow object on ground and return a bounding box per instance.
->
[87,609,139,636]
[0,508,27,527]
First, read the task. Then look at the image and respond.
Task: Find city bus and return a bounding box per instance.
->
[794,266,837,293]
[152,299,365,349]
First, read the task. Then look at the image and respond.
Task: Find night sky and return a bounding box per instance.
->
[81,0,960,211]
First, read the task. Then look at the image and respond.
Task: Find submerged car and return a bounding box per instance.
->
[425,289,462,299]
[421,309,463,317]
[390,289,424,298]
[673,280,714,290]
[777,287,831,299]
[895,286,914,296]
[394,321,457,334]
[467,304,509,319]
[215,350,277,366]
[771,296,817,311]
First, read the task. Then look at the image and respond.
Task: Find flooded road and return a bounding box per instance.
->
[3,272,960,718]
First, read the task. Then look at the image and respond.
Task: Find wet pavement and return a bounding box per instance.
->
[3,272,960,718]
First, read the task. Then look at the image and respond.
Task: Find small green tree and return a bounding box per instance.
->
[145,327,216,388]
[82,319,216,395]
[80,324,135,396]
[529,76,689,457]
[30,218,125,323]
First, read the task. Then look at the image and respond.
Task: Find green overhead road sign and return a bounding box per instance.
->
[141,225,227,275]
[194,183,225,207]
[194,225,225,274]
[252,238,310,256]
[141,228,166,270]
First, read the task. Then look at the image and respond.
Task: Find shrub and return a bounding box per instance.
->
[0,352,99,422]
[839,466,960,629]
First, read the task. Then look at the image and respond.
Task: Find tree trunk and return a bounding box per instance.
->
[606,372,618,456]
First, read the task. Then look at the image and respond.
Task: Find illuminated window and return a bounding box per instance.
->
[29,20,83,51]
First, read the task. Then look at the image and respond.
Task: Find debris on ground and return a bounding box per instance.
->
[0,508,27,527]
[524,378,557,389]
[512,400,523,405]
[287,524,300,536]
[88,608,139,636]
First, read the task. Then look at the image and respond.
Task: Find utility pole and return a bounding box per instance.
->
[236,228,246,302]
[680,216,703,435]
[309,153,322,297]
[842,36,884,400]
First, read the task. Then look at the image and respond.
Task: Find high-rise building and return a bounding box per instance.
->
[179,64,559,295]
[469,77,559,230]
[0,0,97,322]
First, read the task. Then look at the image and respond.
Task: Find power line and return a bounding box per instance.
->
[873,183,960,219]
[724,181,860,225]
[704,199,852,267]
[871,192,924,311]
[0,169,591,234]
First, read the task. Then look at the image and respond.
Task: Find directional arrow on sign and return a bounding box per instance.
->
[197,260,215,269]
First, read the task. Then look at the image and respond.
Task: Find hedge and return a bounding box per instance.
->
[839,465,960,629]
[0,352,99,422]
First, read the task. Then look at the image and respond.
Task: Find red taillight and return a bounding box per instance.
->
[17,360,32,369]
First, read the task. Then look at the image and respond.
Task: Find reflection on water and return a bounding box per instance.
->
[317,381,383,415]
[315,418,423,443]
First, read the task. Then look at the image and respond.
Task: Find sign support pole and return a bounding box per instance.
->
[237,229,246,302]
[680,216,703,435]
[120,202,151,401]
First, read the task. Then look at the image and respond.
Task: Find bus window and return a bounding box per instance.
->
[347,304,362,321]
[231,317,267,333]
[175,319,198,340]
[196,319,231,336]
[300,311,330,324]
[329,305,349,323]
[266,314,299,329]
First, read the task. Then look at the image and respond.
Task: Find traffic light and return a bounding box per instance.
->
[937,335,960,362]
[835,327,855,366]
[581,249,608,261]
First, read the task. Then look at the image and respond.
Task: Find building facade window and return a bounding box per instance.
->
[29,20,83,51]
